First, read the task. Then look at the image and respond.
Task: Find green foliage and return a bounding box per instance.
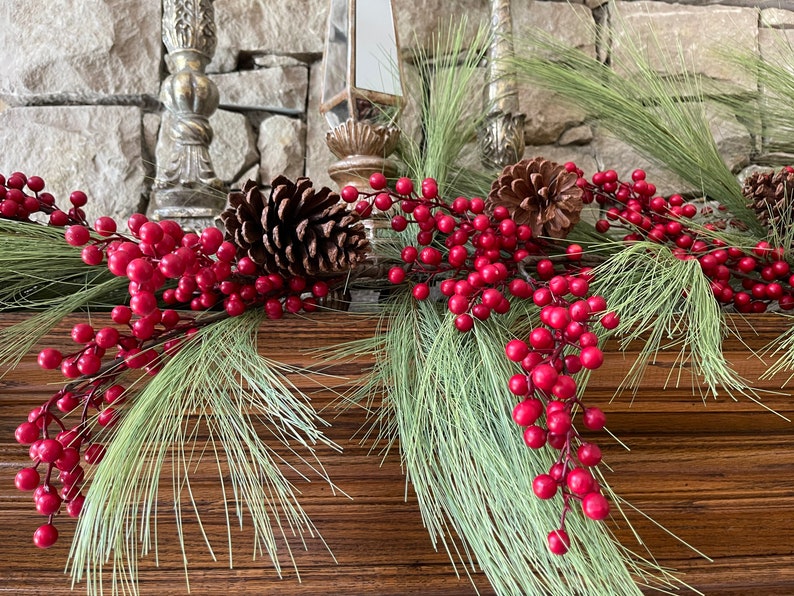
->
[399,18,495,198]
[509,18,764,236]
[69,312,337,595]
[342,291,689,595]
[0,220,127,371]
[590,241,748,398]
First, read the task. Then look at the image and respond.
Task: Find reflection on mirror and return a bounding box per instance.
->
[354,0,401,97]
[321,0,349,127]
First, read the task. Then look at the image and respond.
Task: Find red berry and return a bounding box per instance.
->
[33,523,59,548]
[388,266,406,284]
[566,467,593,495]
[36,491,62,515]
[66,495,85,517]
[512,398,543,426]
[37,348,63,370]
[505,339,529,362]
[412,283,430,300]
[531,364,558,393]
[582,492,610,520]
[65,225,91,246]
[600,312,620,330]
[37,439,63,463]
[81,244,104,265]
[577,443,602,466]
[340,185,359,203]
[523,425,547,449]
[395,177,414,195]
[454,314,474,332]
[15,467,40,491]
[532,474,558,499]
[369,172,387,190]
[547,410,572,435]
[579,346,604,370]
[583,407,607,431]
[547,529,570,555]
[84,443,106,465]
[69,190,88,207]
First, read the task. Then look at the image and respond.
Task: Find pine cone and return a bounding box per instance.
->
[220,176,370,277]
[743,167,794,236]
[486,157,583,239]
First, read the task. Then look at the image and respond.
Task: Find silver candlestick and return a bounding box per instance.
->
[479,0,525,169]
[151,0,225,229]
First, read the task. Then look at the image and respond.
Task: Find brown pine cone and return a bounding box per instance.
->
[486,157,583,239]
[220,176,370,277]
[743,167,794,237]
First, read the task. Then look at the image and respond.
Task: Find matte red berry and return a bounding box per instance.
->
[547,529,570,555]
[33,523,59,548]
[532,474,558,499]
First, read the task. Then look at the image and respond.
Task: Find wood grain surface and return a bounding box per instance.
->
[1,313,793,595]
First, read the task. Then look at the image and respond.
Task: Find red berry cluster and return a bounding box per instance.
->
[344,173,620,555]
[12,177,338,549]
[505,281,618,555]
[343,173,563,332]
[577,164,794,313]
[0,171,88,226]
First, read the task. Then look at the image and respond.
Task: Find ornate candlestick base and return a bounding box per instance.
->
[479,110,526,170]
[325,119,400,192]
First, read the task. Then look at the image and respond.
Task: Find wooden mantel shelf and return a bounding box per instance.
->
[1,313,793,595]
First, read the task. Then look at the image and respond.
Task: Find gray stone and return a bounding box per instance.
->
[209,67,309,112]
[760,8,794,28]
[210,0,329,73]
[514,2,595,146]
[258,115,306,185]
[209,110,259,183]
[707,105,753,173]
[523,144,598,179]
[0,105,146,224]
[514,2,595,56]
[252,55,307,69]
[142,113,161,170]
[558,125,594,146]
[610,2,758,92]
[0,0,160,103]
[306,61,337,191]
[393,0,487,52]
[591,130,697,197]
[232,164,261,192]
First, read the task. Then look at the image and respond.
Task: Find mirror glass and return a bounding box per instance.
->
[354,0,401,97]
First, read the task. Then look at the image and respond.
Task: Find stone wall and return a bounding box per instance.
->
[1,0,791,222]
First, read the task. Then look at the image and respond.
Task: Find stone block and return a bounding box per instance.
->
[259,115,306,185]
[559,125,594,146]
[0,105,146,224]
[393,0,487,52]
[760,8,794,28]
[610,2,758,92]
[210,0,328,72]
[0,0,161,103]
[209,110,259,184]
[514,2,595,145]
[523,144,598,180]
[209,67,309,112]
